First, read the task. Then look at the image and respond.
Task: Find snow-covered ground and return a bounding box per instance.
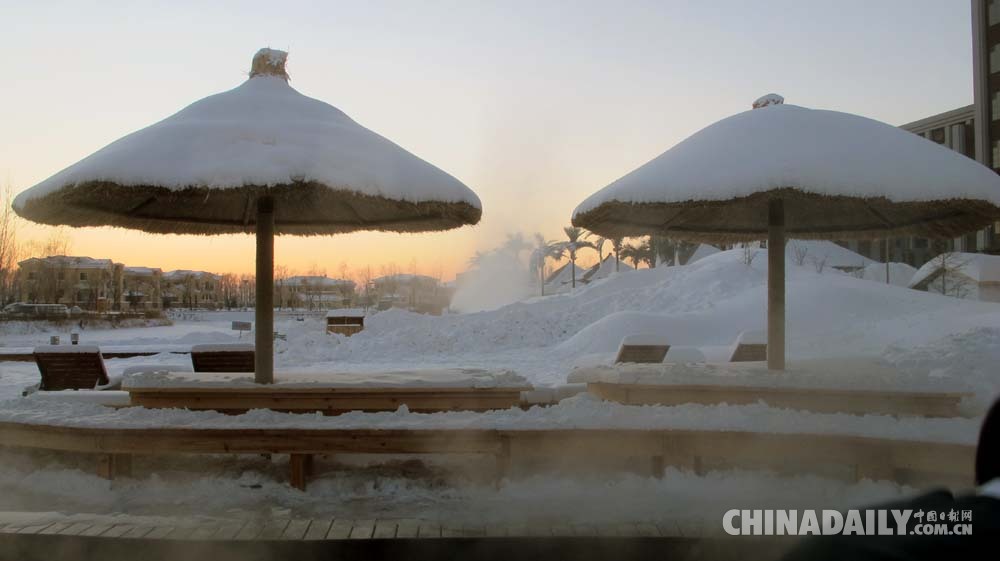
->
[0,447,911,525]
[4,247,1000,405]
[1,247,998,524]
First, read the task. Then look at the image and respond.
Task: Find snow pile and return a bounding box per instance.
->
[574,103,1000,217]
[684,244,720,264]
[910,252,1000,287]
[4,248,1000,403]
[859,262,917,287]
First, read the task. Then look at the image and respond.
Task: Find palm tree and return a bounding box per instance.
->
[621,240,654,269]
[561,226,596,289]
[503,232,531,262]
[530,233,563,296]
[468,250,490,268]
[610,237,624,272]
[586,232,608,262]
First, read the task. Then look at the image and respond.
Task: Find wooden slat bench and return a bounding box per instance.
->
[189,344,255,373]
[615,335,670,364]
[126,386,530,414]
[32,346,114,391]
[123,370,531,415]
[0,421,974,492]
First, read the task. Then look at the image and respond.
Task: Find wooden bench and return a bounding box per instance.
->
[615,335,670,364]
[126,385,530,415]
[729,331,767,362]
[0,421,974,492]
[190,344,255,373]
[326,310,365,336]
[32,345,116,391]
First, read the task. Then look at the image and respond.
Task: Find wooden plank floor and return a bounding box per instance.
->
[0,512,719,541]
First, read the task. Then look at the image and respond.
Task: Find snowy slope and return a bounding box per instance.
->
[860,262,917,287]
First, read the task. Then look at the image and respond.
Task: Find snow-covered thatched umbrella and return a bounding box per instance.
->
[573,94,1000,370]
[13,48,482,384]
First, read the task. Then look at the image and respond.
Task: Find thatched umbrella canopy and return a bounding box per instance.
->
[573,94,1000,370]
[14,48,482,383]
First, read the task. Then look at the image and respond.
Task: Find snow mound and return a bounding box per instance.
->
[859,262,917,287]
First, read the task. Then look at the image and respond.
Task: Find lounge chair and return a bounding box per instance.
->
[615,334,670,363]
[729,330,767,362]
[30,345,122,393]
[190,343,255,372]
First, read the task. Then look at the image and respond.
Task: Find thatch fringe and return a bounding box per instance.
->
[14,181,481,236]
[572,188,1000,243]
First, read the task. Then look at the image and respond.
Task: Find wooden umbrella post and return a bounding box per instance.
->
[767,198,785,371]
[255,196,275,384]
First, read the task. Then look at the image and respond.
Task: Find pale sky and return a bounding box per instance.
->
[0,0,976,280]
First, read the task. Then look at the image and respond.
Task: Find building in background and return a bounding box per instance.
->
[161,270,222,309]
[121,267,162,311]
[371,273,449,314]
[840,2,1000,266]
[17,256,119,311]
[283,275,356,310]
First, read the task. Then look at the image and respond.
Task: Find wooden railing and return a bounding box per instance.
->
[0,422,974,491]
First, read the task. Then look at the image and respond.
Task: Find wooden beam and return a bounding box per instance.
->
[767,198,785,370]
[255,196,274,385]
[289,453,312,491]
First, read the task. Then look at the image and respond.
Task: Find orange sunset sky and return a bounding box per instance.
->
[1,1,974,281]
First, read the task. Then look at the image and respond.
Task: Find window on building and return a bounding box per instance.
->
[993,91,1000,122]
[913,238,928,249]
[79,272,88,281]
[991,0,1000,27]
[993,140,1000,168]
[929,128,945,144]
[992,43,1000,74]
[57,272,65,281]
[27,272,36,280]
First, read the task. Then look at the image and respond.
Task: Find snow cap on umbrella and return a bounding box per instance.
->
[573,95,1000,241]
[13,48,482,235]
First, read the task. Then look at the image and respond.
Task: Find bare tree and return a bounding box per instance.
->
[929,252,973,299]
[741,243,759,266]
[0,184,20,305]
[274,265,290,310]
[790,243,809,266]
[810,254,828,274]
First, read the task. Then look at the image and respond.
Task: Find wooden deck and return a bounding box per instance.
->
[587,382,971,418]
[0,421,975,490]
[0,511,719,540]
[0,511,791,561]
